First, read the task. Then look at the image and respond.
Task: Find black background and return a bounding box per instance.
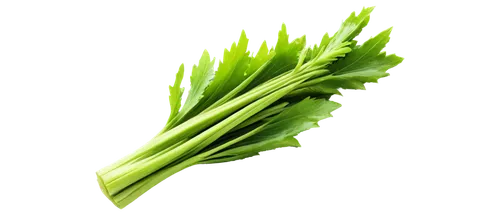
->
[75,0,425,213]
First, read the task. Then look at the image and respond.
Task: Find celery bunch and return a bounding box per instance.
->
[97,7,403,208]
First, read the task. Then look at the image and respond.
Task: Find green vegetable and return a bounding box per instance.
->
[96,7,403,209]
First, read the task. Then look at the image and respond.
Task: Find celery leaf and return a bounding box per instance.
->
[246,41,274,77]
[185,31,252,119]
[206,98,341,161]
[167,64,184,122]
[288,28,403,99]
[181,48,216,112]
[244,24,306,90]
[309,33,331,60]
[330,7,374,47]
[304,7,373,64]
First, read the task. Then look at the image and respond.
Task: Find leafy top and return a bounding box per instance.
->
[285,27,403,101]
[330,7,374,47]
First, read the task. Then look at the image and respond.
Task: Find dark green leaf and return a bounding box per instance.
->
[288,28,403,100]
[207,98,340,159]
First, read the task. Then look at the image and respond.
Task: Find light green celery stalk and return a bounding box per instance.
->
[106,83,299,195]
[97,72,309,206]
[96,7,404,209]
[102,121,271,208]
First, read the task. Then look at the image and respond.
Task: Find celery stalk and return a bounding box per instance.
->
[96,7,404,209]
